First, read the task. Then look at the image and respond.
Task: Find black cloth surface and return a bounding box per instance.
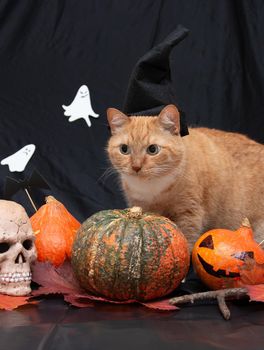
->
[0,298,264,350]
[1,1,264,349]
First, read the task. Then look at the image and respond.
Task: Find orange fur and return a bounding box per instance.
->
[107,105,264,249]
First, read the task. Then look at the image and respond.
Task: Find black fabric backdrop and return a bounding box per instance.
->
[1,0,264,219]
[0,1,264,349]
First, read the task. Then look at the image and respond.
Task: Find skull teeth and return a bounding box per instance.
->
[0,272,32,283]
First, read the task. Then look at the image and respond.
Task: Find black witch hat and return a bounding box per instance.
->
[123,25,189,136]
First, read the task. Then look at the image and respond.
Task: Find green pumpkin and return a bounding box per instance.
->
[71,207,190,301]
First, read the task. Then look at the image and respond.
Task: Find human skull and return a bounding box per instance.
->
[0,200,37,296]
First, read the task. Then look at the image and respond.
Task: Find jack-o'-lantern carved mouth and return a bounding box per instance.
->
[197,234,255,278]
[197,254,241,278]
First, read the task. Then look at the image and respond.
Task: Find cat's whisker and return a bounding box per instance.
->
[97,167,118,185]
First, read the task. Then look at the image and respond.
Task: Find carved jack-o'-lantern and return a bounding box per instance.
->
[192,219,264,290]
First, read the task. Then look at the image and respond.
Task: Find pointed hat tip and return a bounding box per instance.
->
[141,25,190,63]
[162,25,189,47]
[122,24,190,137]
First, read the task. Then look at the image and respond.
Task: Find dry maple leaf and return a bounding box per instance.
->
[31,260,82,295]
[239,257,264,285]
[141,299,179,311]
[245,284,264,302]
[0,294,37,311]
[31,260,177,310]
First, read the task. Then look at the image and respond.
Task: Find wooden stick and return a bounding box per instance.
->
[217,295,230,320]
[169,287,248,320]
[24,188,38,212]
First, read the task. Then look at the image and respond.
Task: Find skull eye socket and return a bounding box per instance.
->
[0,242,10,253]
[23,239,33,250]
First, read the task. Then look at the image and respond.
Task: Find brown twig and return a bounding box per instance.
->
[169,287,248,320]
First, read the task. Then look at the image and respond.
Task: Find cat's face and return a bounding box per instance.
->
[107,105,185,180]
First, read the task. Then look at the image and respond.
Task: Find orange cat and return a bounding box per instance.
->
[107,104,264,249]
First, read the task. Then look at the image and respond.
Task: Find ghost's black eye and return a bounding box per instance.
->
[23,239,33,250]
[119,144,130,155]
[147,144,160,155]
[0,242,10,253]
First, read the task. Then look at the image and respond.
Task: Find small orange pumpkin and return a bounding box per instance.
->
[192,219,264,290]
[30,196,81,267]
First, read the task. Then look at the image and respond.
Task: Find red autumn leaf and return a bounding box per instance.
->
[31,260,179,310]
[239,257,264,285]
[245,284,264,302]
[65,292,176,310]
[0,294,37,311]
[71,293,135,304]
[31,260,99,308]
[141,299,178,311]
[64,294,95,308]
[31,259,82,295]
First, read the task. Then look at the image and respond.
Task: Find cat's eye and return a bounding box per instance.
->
[147,144,160,155]
[119,144,130,155]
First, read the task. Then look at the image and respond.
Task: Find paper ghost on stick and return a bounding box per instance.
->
[62,85,99,127]
[1,144,36,172]
[4,169,51,213]
[1,144,49,212]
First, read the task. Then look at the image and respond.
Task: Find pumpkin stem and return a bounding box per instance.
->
[127,207,143,219]
[241,218,251,228]
[45,195,57,204]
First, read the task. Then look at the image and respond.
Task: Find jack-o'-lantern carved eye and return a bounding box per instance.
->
[232,251,254,261]
[199,234,214,249]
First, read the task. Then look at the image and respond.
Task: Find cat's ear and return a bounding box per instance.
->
[107,108,130,134]
[158,105,180,135]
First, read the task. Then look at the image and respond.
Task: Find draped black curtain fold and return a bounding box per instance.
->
[0,0,263,219]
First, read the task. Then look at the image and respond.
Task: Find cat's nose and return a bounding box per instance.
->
[132,165,142,173]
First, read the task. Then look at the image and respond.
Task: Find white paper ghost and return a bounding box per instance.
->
[62,85,99,127]
[1,144,36,172]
